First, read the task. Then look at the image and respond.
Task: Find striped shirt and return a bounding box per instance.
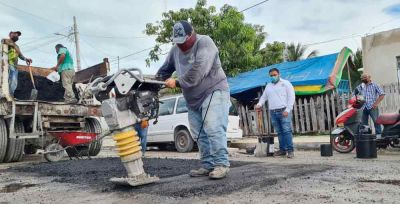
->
[355,82,385,110]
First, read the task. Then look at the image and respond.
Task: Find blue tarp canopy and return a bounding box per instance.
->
[228,52,339,95]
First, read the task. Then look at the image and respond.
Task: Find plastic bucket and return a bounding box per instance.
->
[356,134,377,159]
[320,144,333,156]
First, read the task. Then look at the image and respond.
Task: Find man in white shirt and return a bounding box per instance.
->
[255,68,296,158]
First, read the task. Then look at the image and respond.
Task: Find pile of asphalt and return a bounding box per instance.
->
[7,158,331,197]
[15,72,64,101]
[14,71,78,101]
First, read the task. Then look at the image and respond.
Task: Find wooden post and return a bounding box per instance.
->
[238,104,247,136]
[325,94,331,132]
[341,94,346,111]
[298,98,305,133]
[304,98,311,132]
[331,93,337,120]
[245,106,252,135]
[293,100,299,133]
[264,103,271,135]
[243,105,250,136]
[318,96,326,132]
[310,97,318,132]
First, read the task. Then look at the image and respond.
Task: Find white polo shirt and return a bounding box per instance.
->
[257,78,296,113]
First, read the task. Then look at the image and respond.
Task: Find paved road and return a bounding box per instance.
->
[1,148,400,203]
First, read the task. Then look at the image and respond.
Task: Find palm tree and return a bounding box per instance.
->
[284,42,318,62]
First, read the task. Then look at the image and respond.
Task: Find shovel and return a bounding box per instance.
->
[28,65,38,100]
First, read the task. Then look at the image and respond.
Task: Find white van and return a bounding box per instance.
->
[147,95,243,152]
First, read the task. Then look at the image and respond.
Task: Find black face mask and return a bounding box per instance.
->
[11,36,19,42]
[362,79,369,84]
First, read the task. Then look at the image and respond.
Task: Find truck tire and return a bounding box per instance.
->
[4,120,25,162]
[174,129,194,153]
[0,118,8,162]
[85,118,103,156]
[66,118,103,158]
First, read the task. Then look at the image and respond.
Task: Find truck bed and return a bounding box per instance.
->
[0,100,101,117]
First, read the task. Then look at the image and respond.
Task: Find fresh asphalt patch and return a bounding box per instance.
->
[4,158,332,197]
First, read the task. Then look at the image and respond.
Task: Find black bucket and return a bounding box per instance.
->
[356,134,377,159]
[320,144,333,157]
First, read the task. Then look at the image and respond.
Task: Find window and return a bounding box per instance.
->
[176,97,188,114]
[158,98,176,116]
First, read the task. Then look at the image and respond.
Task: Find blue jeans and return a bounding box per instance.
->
[134,123,148,155]
[362,108,381,134]
[9,65,18,96]
[188,90,230,170]
[270,110,294,152]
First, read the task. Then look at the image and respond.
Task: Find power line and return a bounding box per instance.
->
[240,0,269,12]
[20,26,72,46]
[24,36,68,52]
[80,37,116,58]
[0,1,65,28]
[21,35,60,48]
[304,34,362,46]
[110,46,157,62]
[303,17,400,47]
[366,17,400,35]
[80,33,149,39]
[110,0,271,64]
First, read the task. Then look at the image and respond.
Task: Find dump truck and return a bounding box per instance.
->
[0,40,108,163]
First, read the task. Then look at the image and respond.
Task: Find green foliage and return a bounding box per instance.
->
[259,41,286,66]
[145,0,266,77]
[353,48,363,69]
[284,42,318,62]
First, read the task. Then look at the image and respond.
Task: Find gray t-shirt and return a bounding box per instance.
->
[156,34,229,110]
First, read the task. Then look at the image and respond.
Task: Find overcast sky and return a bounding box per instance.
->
[1,0,399,75]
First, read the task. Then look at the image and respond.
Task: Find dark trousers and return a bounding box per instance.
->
[362,108,382,134]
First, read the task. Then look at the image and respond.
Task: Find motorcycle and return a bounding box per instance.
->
[330,91,400,153]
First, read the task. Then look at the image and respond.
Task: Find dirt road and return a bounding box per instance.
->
[1,149,400,203]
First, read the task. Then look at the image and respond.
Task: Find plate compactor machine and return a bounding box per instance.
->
[88,68,165,187]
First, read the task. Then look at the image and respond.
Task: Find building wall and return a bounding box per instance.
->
[362,28,400,85]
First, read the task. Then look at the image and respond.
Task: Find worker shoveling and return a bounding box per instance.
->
[88,68,165,187]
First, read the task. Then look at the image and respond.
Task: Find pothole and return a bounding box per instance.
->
[360,180,400,186]
[0,183,37,193]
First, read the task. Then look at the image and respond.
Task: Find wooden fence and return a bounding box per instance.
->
[237,83,400,136]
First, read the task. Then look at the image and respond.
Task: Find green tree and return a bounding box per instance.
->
[353,48,363,69]
[145,0,266,76]
[259,41,286,66]
[284,42,318,62]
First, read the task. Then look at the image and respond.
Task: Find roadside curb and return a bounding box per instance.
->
[229,141,326,151]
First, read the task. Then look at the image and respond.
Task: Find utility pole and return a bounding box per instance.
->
[73,16,82,71]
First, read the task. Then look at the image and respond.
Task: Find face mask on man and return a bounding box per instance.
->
[270,76,280,84]
[11,36,19,42]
